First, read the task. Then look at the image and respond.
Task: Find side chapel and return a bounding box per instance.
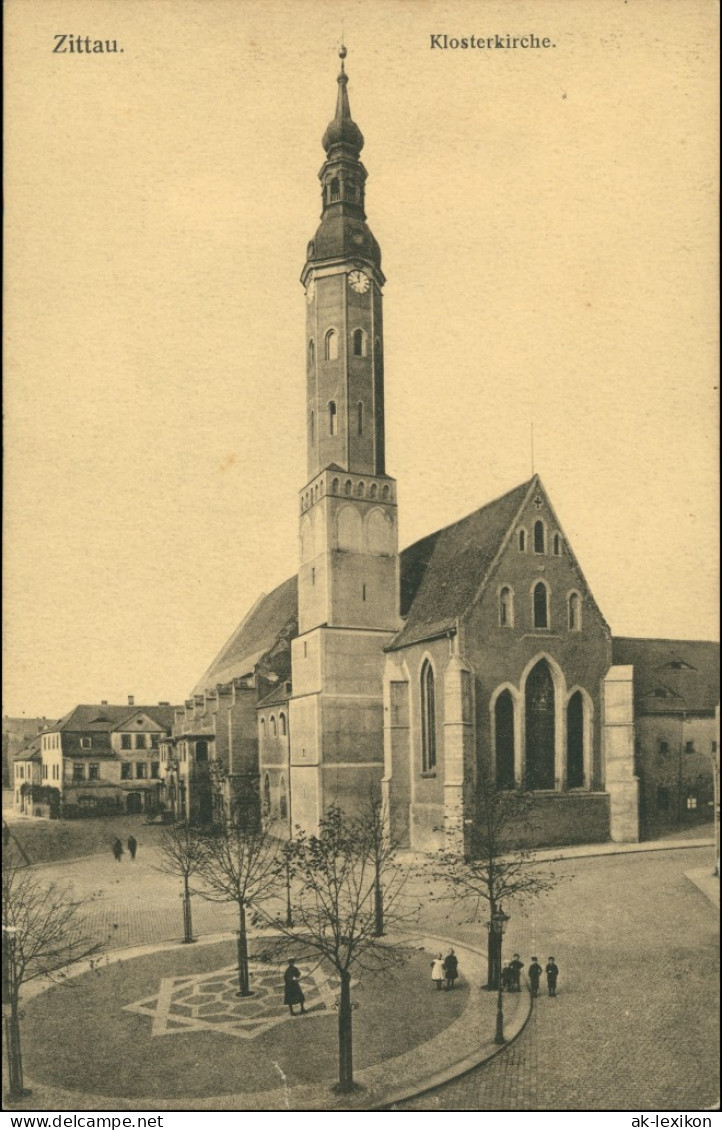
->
[164,50,718,852]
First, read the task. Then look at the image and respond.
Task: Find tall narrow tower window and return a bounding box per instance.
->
[534,520,546,554]
[420,660,437,772]
[357,402,364,435]
[329,177,340,202]
[308,339,315,366]
[310,411,315,444]
[353,329,365,357]
[533,582,549,629]
[325,329,339,361]
[329,401,338,435]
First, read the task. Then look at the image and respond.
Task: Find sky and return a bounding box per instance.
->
[4,0,719,719]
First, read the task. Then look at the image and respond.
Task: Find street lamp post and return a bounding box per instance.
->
[491,907,510,1045]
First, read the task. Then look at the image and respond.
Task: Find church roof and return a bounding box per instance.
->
[612,637,720,714]
[192,576,298,693]
[390,479,534,650]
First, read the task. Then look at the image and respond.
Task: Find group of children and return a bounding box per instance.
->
[501,953,559,997]
[430,949,460,990]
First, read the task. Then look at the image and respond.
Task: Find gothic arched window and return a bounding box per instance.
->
[534,520,546,554]
[553,533,562,556]
[518,529,526,552]
[495,691,515,790]
[568,592,581,631]
[420,660,436,772]
[325,329,338,361]
[533,582,549,629]
[499,586,513,627]
[329,401,338,435]
[567,691,584,788]
[270,716,277,737]
[279,713,287,737]
[525,660,555,790]
[353,329,365,357]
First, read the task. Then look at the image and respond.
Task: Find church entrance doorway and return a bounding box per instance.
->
[126,792,143,815]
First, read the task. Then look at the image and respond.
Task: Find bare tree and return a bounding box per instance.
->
[357,793,398,938]
[277,805,413,1095]
[2,844,102,1100]
[433,773,562,989]
[157,821,208,944]
[196,819,282,996]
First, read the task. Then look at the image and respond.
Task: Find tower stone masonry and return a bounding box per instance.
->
[289,49,400,832]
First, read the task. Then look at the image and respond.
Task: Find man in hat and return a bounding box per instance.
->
[510,952,524,992]
[528,956,542,997]
[545,956,559,997]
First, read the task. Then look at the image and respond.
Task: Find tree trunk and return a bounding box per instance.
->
[182,874,194,943]
[486,910,502,990]
[237,902,251,995]
[5,991,26,1098]
[337,969,354,1092]
[373,869,384,937]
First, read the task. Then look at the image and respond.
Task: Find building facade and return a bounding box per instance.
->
[187,50,718,851]
[14,700,178,818]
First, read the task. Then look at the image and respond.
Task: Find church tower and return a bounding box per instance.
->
[289,48,400,831]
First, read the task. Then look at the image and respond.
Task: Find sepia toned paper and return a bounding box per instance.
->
[3,0,719,1117]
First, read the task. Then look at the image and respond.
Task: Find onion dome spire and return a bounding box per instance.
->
[322,45,364,156]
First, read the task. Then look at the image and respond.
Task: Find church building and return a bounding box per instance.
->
[168,51,718,852]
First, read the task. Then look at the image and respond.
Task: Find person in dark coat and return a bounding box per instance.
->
[112,838,123,862]
[510,953,524,992]
[127,835,137,860]
[500,962,514,992]
[528,956,542,997]
[545,957,559,997]
[443,948,459,990]
[283,959,306,1015]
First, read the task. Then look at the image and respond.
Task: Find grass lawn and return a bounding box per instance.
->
[4,814,165,864]
[23,939,469,1099]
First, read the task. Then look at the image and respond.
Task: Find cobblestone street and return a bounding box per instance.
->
[395,847,719,1111]
[9,839,719,1110]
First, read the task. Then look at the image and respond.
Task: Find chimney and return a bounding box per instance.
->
[101,700,108,706]
[128,695,135,707]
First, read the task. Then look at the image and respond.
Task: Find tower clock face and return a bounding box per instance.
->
[305,278,316,304]
[348,270,370,294]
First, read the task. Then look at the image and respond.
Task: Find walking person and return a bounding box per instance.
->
[112,838,123,862]
[510,952,524,992]
[501,961,514,993]
[443,948,459,990]
[528,956,542,998]
[283,959,306,1016]
[430,953,445,991]
[127,835,137,860]
[545,956,559,997]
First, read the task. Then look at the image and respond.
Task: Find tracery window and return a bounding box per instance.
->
[420,660,437,772]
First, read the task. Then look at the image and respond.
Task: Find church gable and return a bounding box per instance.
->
[473,476,610,637]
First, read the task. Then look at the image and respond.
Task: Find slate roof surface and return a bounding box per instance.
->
[257,682,293,710]
[612,637,720,714]
[193,576,298,693]
[390,479,533,650]
[54,705,179,732]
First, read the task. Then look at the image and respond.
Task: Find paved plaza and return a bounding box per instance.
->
[3,827,718,1111]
